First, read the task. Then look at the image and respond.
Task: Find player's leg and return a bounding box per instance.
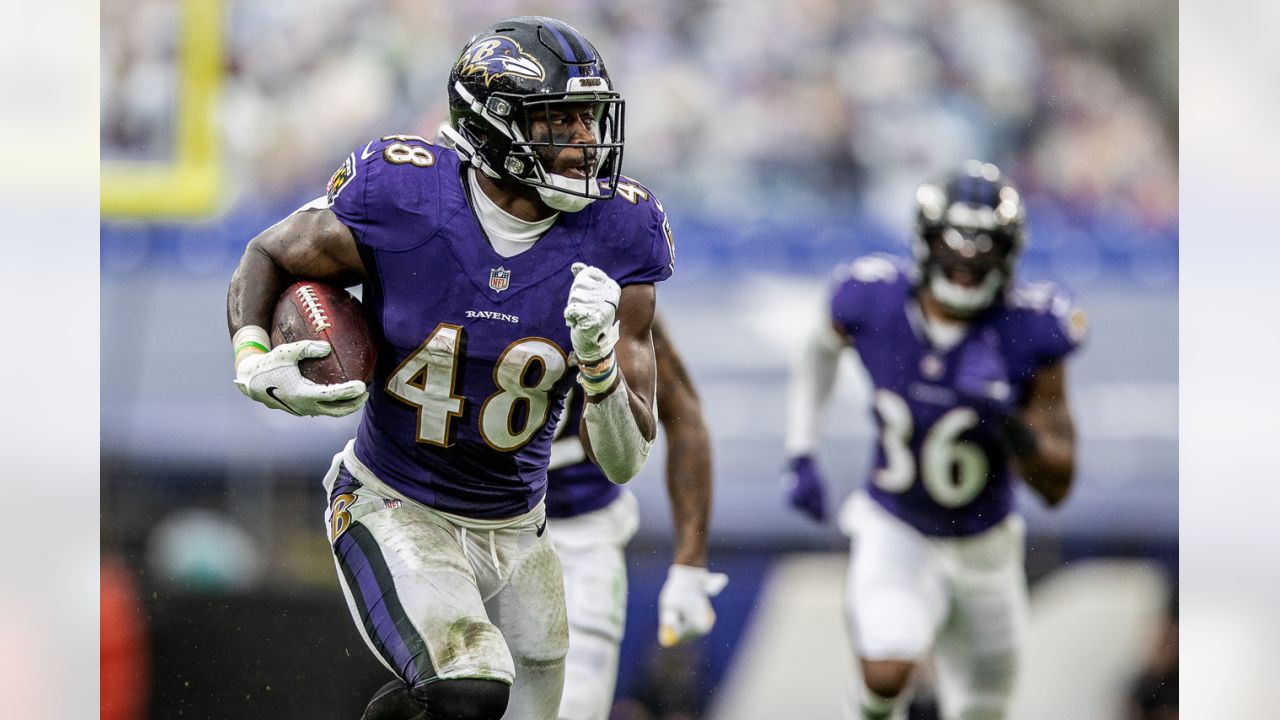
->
[843,494,949,720]
[479,515,571,720]
[361,678,511,720]
[547,493,639,720]
[932,516,1029,720]
[361,679,423,720]
[325,460,515,720]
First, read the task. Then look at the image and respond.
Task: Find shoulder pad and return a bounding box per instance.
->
[842,253,913,285]
[828,254,912,335]
[611,175,665,212]
[1008,281,1087,345]
[329,135,456,251]
[363,133,444,169]
[586,175,674,282]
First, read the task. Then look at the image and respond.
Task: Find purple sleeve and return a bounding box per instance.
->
[586,181,675,287]
[326,150,368,236]
[326,138,446,251]
[827,255,906,336]
[1013,283,1087,368]
[829,272,867,337]
[618,200,674,286]
[1038,288,1087,365]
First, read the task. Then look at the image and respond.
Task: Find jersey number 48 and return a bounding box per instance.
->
[385,323,567,452]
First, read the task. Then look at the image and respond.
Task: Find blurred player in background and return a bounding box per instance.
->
[226,16,675,720]
[546,313,725,720]
[783,161,1084,720]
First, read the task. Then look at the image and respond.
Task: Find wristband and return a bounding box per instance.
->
[577,352,619,395]
[233,325,272,369]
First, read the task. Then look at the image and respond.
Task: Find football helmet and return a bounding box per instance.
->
[441,16,624,212]
[912,160,1026,316]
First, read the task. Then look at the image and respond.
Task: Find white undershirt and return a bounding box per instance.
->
[921,313,968,350]
[906,297,970,351]
[467,168,558,258]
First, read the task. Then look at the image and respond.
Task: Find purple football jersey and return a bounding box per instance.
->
[327,136,673,518]
[544,386,620,518]
[829,254,1084,537]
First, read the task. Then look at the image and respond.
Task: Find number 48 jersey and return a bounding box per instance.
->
[327,135,674,519]
[828,255,1086,537]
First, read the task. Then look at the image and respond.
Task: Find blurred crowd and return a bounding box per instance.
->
[102,0,1176,270]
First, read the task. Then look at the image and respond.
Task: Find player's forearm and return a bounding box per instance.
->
[581,372,654,484]
[228,209,367,341]
[665,420,713,567]
[578,283,659,483]
[621,375,659,441]
[784,321,844,455]
[227,237,290,337]
[1013,417,1075,507]
[581,340,659,436]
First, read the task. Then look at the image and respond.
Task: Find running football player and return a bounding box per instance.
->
[227,17,674,720]
[784,161,1084,720]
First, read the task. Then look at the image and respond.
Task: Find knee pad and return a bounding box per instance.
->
[412,678,510,720]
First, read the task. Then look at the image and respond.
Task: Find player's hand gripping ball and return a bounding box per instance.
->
[564,262,621,364]
[235,342,368,417]
[271,281,377,385]
[234,281,375,417]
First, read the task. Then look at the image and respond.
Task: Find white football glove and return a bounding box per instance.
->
[564,262,621,364]
[234,340,368,417]
[658,564,729,647]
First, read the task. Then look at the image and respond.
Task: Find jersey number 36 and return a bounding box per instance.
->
[873,389,988,508]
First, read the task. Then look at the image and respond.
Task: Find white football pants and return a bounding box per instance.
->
[840,492,1028,720]
[323,443,569,720]
[546,491,640,720]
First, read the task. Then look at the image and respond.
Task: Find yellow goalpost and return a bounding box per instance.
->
[101,0,222,218]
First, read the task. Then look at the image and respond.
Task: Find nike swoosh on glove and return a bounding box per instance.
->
[234,340,368,417]
[658,564,729,647]
[564,262,621,364]
[784,455,828,523]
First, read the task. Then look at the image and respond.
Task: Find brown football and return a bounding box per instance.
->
[271,280,376,385]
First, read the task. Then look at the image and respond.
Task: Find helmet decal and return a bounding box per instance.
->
[446,17,625,208]
[539,20,597,78]
[456,36,546,86]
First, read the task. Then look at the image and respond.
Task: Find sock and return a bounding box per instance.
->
[860,687,897,720]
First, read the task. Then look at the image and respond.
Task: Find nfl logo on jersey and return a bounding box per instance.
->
[489,267,511,292]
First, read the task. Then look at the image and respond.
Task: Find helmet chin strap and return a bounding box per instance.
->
[928,268,1004,317]
[439,124,502,180]
[535,174,600,212]
[444,119,604,213]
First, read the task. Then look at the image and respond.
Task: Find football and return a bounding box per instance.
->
[271,280,377,385]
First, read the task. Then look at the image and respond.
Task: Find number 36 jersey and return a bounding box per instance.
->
[828,255,1085,537]
[327,136,674,519]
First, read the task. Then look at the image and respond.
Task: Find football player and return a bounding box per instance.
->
[783,161,1084,720]
[226,17,674,720]
[546,313,726,720]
